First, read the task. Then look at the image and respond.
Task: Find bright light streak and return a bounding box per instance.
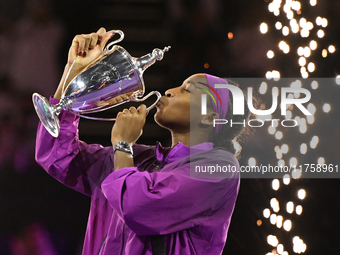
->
[286,10,294,20]
[260,23,269,34]
[272,70,281,79]
[268,3,275,12]
[276,215,283,228]
[292,168,302,179]
[285,110,292,119]
[276,21,283,30]
[278,159,285,167]
[316,16,322,26]
[310,0,317,6]
[293,236,300,244]
[283,219,292,231]
[322,49,328,58]
[311,80,318,89]
[317,29,325,38]
[318,157,325,165]
[296,205,303,215]
[322,18,328,27]
[336,75,340,85]
[298,189,306,199]
[310,136,319,149]
[290,157,298,166]
[306,21,314,30]
[286,201,294,213]
[290,19,297,27]
[268,126,276,135]
[328,45,336,53]
[290,19,299,33]
[275,131,283,140]
[304,47,311,57]
[279,41,290,53]
[293,236,307,253]
[308,62,315,72]
[282,26,290,36]
[299,118,307,134]
[248,157,256,166]
[291,24,299,33]
[277,244,284,254]
[302,71,309,79]
[307,103,316,114]
[307,103,316,113]
[274,9,280,16]
[270,214,277,224]
[323,103,331,113]
[283,174,290,185]
[267,235,279,247]
[263,208,271,218]
[299,18,307,27]
[276,149,283,159]
[300,143,307,154]
[300,28,310,38]
[272,179,280,191]
[310,40,317,50]
[267,50,275,59]
[299,57,306,66]
[259,82,268,94]
[281,144,289,154]
[283,4,290,13]
[307,115,315,124]
[292,1,301,11]
[270,198,280,212]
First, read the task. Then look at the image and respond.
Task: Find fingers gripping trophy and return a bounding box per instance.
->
[32,28,170,137]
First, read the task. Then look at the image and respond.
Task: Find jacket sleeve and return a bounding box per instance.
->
[101,150,240,236]
[35,98,112,196]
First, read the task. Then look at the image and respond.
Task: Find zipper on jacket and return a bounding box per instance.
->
[120,223,126,255]
[153,141,180,171]
[97,235,107,255]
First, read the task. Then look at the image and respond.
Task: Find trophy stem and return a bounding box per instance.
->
[32,93,61,137]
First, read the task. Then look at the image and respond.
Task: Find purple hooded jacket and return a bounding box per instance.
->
[35,99,240,255]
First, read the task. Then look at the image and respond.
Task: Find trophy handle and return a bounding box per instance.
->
[130,91,162,112]
[104,30,125,54]
[74,91,162,121]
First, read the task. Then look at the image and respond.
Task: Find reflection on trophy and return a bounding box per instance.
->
[32,30,170,138]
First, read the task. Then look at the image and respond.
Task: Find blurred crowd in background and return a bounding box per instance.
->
[0,0,339,254]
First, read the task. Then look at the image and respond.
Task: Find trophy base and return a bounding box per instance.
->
[32,93,60,138]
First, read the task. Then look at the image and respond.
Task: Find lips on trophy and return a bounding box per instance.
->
[32,30,170,137]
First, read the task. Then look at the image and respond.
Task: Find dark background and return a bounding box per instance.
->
[0,0,339,254]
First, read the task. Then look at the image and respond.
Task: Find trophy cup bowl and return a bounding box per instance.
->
[32,30,170,137]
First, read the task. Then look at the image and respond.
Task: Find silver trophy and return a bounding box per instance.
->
[32,30,170,137]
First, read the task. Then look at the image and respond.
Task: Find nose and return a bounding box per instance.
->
[165,89,174,98]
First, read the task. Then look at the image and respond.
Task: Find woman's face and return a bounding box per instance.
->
[154,73,210,132]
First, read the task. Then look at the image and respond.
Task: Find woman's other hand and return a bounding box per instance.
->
[68,27,112,69]
[111,105,147,147]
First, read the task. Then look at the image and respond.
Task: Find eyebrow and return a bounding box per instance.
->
[187,80,198,88]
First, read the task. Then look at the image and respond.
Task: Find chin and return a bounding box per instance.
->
[153,112,172,130]
[154,111,165,127]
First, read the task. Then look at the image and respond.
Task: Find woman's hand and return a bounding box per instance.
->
[111,105,147,147]
[67,27,112,68]
[54,27,113,100]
